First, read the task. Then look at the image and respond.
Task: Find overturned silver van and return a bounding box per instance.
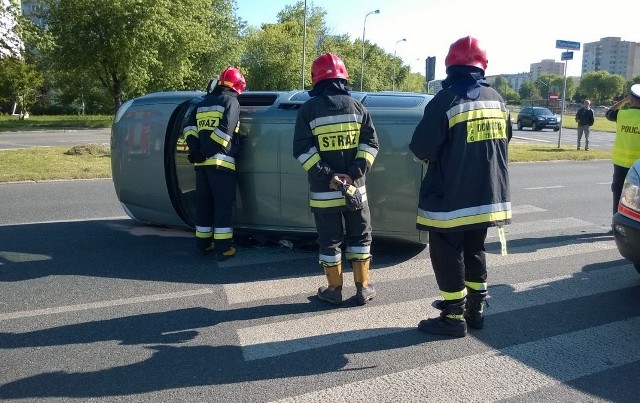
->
[111,90,432,243]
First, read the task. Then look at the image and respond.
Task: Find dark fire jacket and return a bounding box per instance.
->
[293,87,379,213]
[409,85,512,232]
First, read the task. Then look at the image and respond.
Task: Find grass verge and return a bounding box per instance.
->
[0,115,114,131]
[509,143,610,162]
[0,144,112,182]
[0,143,610,183]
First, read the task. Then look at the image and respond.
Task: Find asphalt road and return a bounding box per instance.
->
[1,160,639,402]
[513,126,614,151]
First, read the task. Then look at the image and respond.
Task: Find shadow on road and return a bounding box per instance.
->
[0,219,425,284]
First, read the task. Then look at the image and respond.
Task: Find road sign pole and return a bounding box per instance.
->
[555,40,580,148]
[558,60,568,148]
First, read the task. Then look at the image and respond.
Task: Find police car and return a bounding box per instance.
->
[612,157,640,274]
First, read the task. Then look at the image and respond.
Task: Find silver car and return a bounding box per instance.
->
[111,90,432,244]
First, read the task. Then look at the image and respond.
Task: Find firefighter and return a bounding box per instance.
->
[409,36,512,337]
[605,84,640,216]
[293,53,380,306]
[183,66,246,261]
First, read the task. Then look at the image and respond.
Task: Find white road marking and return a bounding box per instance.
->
[0,216,129,227]
[224,239,617,305]
[237,264,635,361]
[0,289,214,321]
[524,185,564,190]
[270,318,640,403]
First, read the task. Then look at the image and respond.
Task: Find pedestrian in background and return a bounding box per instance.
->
[605,84,640,216]
[575,100,595,150]
[184,66,247,261]
[409,36,512,338]
[293,53,379,306]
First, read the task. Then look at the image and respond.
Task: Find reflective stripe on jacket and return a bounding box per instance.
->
[293,93,379,213]
[184,87,241,173]
[409,86,512,232]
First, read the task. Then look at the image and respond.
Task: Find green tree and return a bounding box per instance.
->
[535,74,563,102]
[0,0,23,58]
[42,0,243,112]
[242,1,327,91]
[518,81,538,102]
[402,71,426,93]
[0,56,44,117]
[623,75,640,98]
[577,70,625,104]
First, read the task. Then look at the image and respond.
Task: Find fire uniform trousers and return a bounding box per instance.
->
[409,86,512,306]
[293,88,379,267]
[183,87,242,254]
[606,107,640,215]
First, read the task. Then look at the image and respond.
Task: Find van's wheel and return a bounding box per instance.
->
[517,121,523,130]
[532,122,539,131]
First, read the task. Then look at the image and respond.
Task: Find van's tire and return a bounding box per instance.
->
[517,121,523,130]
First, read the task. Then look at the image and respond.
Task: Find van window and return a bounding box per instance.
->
[239,94,279,107]
[362,95,429,108]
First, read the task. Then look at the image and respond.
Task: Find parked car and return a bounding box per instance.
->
[111,90,433,244]
[612,158,640,274]
[516,107,560,131]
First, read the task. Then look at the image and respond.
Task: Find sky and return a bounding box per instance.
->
[235,0,638,80]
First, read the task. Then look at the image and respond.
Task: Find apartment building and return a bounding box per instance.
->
[582,37,640,81]
[19,0,44,26]
[529,59,565,81]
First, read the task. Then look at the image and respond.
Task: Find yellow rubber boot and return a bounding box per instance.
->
[352,258,376,305]
[317,263,343,306]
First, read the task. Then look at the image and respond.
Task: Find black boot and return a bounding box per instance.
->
[418,299,467,338]
[196,237,214,256]
[464,290,487,329]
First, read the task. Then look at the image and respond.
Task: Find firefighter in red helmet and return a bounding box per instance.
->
[183,66,247,261]
[293,53,380,306]
[410,36,512,337]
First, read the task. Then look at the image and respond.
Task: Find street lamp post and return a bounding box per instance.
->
[392,38,406,91]
[301,0,307,90]
[538,79,549,107]
[360,9,380,92]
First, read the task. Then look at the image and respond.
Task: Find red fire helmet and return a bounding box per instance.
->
[219,67,247,94]
[311,53,349,85]
[445,36,488,71]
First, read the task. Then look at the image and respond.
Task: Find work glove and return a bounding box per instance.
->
[187,150,206,164]
[341,183,364,211]
[329,175,344,190]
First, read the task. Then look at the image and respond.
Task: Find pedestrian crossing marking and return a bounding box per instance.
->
[269,317,640,403]
[511,204,546,214]
[237,264,635,361]
[224,238,617,305]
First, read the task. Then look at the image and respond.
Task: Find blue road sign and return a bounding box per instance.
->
[561,51,574,61]
[556,40,580,50]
